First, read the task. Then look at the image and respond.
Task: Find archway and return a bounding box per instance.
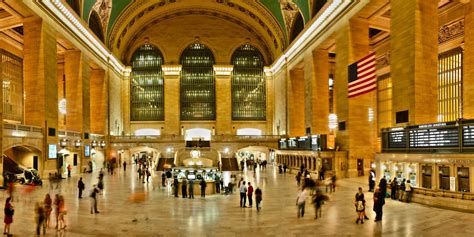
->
[3,145,42,182]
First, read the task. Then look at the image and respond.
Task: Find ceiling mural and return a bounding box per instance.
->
[90,0,112,34]
[80,0,311,39]
[279,0,302,35]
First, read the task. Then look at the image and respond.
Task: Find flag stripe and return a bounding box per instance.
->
[348,52,377,98]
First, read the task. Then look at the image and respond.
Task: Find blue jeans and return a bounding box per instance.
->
[297,202,305,217]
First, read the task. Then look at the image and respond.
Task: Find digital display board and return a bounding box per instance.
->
[48,144,57,159]
[463,125,474,146]
[278,135,327,151]
[408,126,458,148]
[297,136,311,150]
[288,138,297,149]
[387,128,407,148]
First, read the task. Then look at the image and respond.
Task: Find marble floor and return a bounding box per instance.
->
[4,165,474,236]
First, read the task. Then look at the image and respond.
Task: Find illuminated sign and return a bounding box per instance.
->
[48,144,57,159]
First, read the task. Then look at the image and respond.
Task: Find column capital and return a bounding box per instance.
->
[123,66,132,80]
[162,64,182,76]
[213,65,233,77]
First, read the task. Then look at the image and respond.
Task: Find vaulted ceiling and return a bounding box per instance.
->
[74,0,316,63]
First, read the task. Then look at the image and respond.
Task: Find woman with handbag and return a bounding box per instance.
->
[3,197,13,235]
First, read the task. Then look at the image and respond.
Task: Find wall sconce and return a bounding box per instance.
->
[99,141,106,148]
[74,139,82,148]
[59,139,68,148]
[91,140,98,148]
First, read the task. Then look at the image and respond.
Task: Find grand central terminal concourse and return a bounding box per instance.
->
[1,0,474,236]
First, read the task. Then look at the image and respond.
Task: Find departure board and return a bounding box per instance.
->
[409,127,459,148]
[463,125,474,146]
[388,129,407,148]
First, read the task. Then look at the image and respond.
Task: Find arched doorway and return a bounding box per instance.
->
[3,145,42,182]
[185,128,212,141]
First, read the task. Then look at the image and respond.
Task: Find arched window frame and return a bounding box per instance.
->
[231,44,266,121]
[130,44,165,121]
[180,43,216,121]
[289,12,305,42]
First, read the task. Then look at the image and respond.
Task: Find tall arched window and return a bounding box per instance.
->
[290,12,304,42]
[180,43,216,120]
[231,44,266,120]
[130,44,165,121]
[89,11,104,42]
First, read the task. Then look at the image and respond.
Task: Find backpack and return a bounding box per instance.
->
[356,201,364,211]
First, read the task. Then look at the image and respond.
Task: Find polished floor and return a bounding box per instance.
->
[4,164,474,236]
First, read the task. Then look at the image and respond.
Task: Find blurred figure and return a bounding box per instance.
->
[312,190,328,219]
[35,202,46,235]
[239,181,247,207]
[57,195,66,230]
[123,161,127,173]
[200,179,207,198]
[182,179,188,198]
[188,179,195,199]
[3,197,13,235]
[161,172,166,187]
[43,194,52,228]
[173,178,179,198]
[399,179,406,201]
[296,188,307,218]
[247,182,254,208]
[54,194,60,229]
[78,177,85,199]
[373,187,385,222]
[405,180,412,203]
[379,176,387,198]
[146,169,151,183]
[354,187,366,224]
[255,187,262,212]
[391,178,398,200]
[67,164,72,178]
[331,175,336,193]
[90,185,100,214]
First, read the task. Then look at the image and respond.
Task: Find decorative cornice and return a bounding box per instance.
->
[376,53,390,69]
[213,65,233,76]
[162,65,182,76]
[439,18,464,44]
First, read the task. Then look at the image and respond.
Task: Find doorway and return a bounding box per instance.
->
[357,159,364,176]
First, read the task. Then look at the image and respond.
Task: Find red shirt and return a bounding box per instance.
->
[247,185,254,195]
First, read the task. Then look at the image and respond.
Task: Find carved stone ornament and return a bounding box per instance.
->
[92,0,113,33]
[279,0,300,33]
[376,53,390,69]
[438,18,464,44]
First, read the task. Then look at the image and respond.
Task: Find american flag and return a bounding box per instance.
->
[348,52,377,98]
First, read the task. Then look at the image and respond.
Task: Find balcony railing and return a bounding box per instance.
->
[3,123,43,138]
[110,135,281,143]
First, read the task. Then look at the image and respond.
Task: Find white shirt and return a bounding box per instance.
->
[296,190,307,204]
[240,185,247,193]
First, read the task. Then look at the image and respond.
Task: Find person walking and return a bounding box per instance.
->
[44,194,52,228]
[188,179,194,199]
[90,185,100,214]
[35,202,46,235]
[239,181,247,207]
[379,176,387,198]
[255,187,262,212]
[391,178,398,200]
[373,187,385,222]
[67,164,72,178]
[123,161,127,173]
[146,169,151,183]
[312,190,327,219]
[3,197,13,235]
[247,182,254,208]
[331,175,336,192]
[399,179,406,201]
[354,187,366,224]
[368,173,375,192]
[296,188,307,218]
[215,176,221,193]
[405,180,412,203]
[200,179,207,198]
[53,194,60,229]
[57,195,66,230]
[78,177,85,199]
[161,172,166,187]
[173,178,179,198]
[296,172,301,187]
[182,179,188,198]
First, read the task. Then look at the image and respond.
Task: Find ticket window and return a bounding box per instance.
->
[458,167,470,192]
[439,167,450,190]
[383,166,391,181]
[407,164,417,187]
[395,164,404,181]
[422,165,432,189]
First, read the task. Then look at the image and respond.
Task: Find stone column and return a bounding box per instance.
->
[304,49,329,135]
[335,17,376,177]
[64,50,90,172]
[162,65,181,135]
[121,67,131,135]
[464,1,474,118]
[391,0,438,125]
[288,67,305,136]
[214,65,232,135]
[23,17,58,174]
[264,67,274,135]
[90,69,106,135]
